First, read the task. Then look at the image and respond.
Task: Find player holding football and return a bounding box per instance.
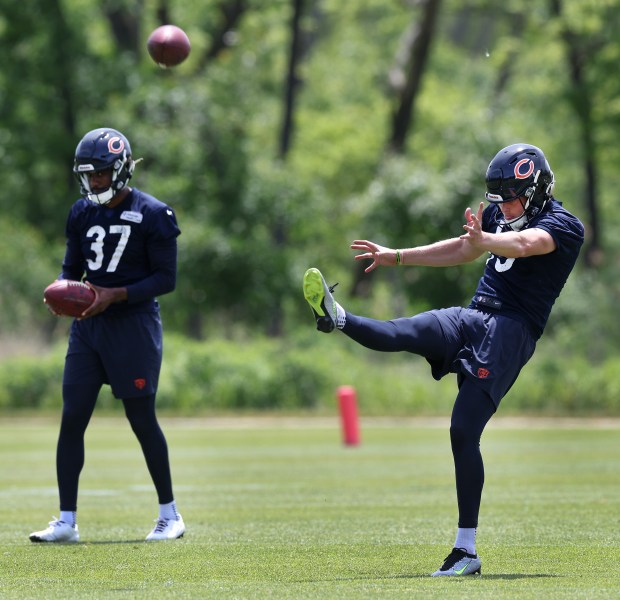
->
[30,128,185,543]
[303,144,584,576]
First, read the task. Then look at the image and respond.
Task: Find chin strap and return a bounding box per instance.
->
[88,188,116,205]
[80,156,138,205]
[502,214,528,231]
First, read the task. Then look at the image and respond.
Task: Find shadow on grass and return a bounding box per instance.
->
[41,539,149,545]
[86,540,153,545]
[476,574,560,580]
[30,538,189,545]
[294,573,559,583]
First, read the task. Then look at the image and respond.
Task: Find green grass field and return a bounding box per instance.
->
[0,416,618,599]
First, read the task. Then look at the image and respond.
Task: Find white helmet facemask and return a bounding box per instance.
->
[75,154,135,205]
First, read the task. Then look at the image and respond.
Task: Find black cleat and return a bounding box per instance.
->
[431,547,482,577]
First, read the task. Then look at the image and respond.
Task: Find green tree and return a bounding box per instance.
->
[3,0,620,347]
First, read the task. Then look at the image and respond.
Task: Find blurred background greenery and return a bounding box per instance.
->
[1,0,619,415]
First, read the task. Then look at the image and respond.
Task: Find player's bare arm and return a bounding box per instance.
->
[351,209,489,274]
[461,201,556,258]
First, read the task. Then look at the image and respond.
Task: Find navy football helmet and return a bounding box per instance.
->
[485,143,554,231]
[73,128,136,205]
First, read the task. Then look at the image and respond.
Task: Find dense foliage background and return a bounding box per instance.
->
[2,0,620,414]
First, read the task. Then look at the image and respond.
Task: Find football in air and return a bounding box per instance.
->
[147,25,191,68]
[43,280,96,317]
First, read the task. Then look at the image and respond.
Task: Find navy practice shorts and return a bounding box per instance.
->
[343,307,537,408]
[63,311,163,398]
[426,307,536,406]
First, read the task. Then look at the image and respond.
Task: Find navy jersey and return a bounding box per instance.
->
[61,187,181,314]
[469,199,584,339]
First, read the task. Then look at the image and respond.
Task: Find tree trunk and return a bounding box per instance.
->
[387,0,442,154]
[104,0,143,55]
[200,0,248,68]
[265,0,305,336]
[48,0,79,189]
[279,0,305,159]
[352,0,441,298]
[550,0,601,267]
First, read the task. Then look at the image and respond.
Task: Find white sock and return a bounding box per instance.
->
[335,302,346,329]
[454,527,477,555]
[159,500,179,521]
[60,511,76,527]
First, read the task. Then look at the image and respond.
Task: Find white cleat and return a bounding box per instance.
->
[146,515,186,541]
[30,518,79,543]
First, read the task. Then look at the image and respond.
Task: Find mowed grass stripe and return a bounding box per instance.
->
[0,418,618,599]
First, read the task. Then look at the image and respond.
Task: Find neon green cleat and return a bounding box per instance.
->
[303,268,342,333]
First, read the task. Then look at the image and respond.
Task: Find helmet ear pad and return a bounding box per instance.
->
[110,153,135,193]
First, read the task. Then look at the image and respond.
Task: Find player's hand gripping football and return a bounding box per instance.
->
[44,300,61,317]
[78,283,123,319]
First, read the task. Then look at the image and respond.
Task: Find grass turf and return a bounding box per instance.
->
[0,417,618,599]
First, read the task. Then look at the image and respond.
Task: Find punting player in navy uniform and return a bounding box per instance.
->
[303,143,584,576]
[30,128,185,543]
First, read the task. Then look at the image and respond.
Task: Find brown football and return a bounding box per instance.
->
[147,25,191,68]
[44,280,96,317]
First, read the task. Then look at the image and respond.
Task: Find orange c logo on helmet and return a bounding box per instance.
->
[514,158,534,179]
[108,137,125,154]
